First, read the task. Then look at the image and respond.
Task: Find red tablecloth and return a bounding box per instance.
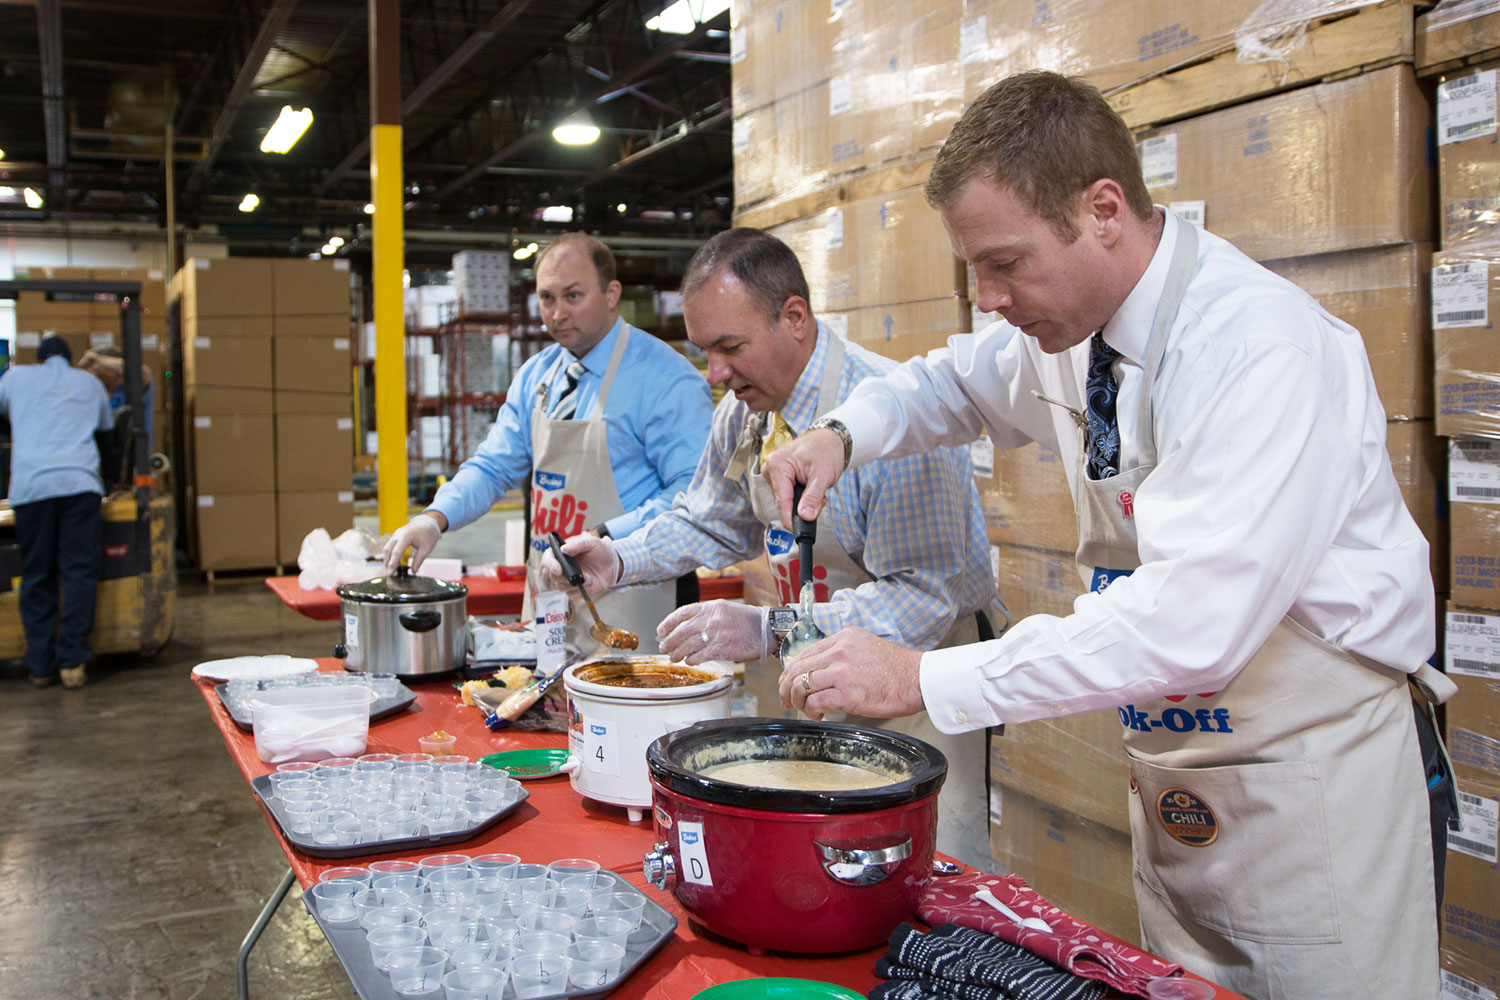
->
[197,664,1243,1000]
[265,573,745,621]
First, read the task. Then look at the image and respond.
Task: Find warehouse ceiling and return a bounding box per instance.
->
[0,0,733,259]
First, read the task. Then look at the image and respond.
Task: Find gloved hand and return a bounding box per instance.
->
[536,532,622,595]
[382,513,444,573]
[658,601,770,665]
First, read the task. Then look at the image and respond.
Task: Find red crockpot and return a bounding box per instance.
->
[643,718,946,955]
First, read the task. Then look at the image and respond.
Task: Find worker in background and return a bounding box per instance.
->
[0,336,114,689]
[539,228,1004,871]
[383,233,714,654]
[765,71,1452,999]
[78,346,155,453]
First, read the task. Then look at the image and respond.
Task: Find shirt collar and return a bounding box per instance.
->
[570,316,625,375]
[777,320,831,433]
[1100,207,1177,367]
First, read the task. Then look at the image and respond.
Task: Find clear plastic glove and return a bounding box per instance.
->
[536,533,622,595]
[657,601,770,665]
[382,514,443,573]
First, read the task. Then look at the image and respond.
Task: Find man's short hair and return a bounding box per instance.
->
[681,228,811,327]
[93,346,123,359]
[37,336,71,363]
[534,233,617,291]
[924,70,1154,242]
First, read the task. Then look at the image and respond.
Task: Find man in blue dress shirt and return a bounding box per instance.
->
[0,336,115,688]
[383,233,714,652]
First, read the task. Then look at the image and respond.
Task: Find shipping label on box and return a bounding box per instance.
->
[1452,438,1500,504]
[1444,772,1500,971]
[1452,788,1500,864]
[1439,61,1500,247]
[1434,248,1500,438]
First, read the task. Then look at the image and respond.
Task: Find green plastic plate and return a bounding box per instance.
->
[691,980,866,1000]
[479,747,571,780]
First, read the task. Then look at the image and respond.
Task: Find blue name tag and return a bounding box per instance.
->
[1090,567,1133,593]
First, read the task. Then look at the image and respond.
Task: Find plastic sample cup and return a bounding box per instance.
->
[318,866,373,887]
[518,909,579,937]
[358,751,398,763]
[535,887,592,918]
[547,858,601,883]
[353,886,412,921]
[418,732,458,755]
[591,891,647,929]
[386,945,447,996]
[567,939,625,988]
[511,953,571,999]
[1148,979,1217,1000]
[442,967,508,1000]
[573,914,632,950]
[513,929,570,957]
[471,853,521,879]
[307,880,362,926]
[418,853,470,874]
[425,808,473,836]
[431,919,491,952]
[282,799,327,835]
[360,905,422,934]
[367,924,425,972]
[446,940,501,971]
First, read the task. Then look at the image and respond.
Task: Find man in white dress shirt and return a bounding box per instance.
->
[766,71,1452,999]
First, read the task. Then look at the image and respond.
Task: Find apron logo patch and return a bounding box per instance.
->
[765,527,794,556]
[1118,490,1134,517]
[534,470,566,490]
[1118,701,1234,733]
[1156,788,1219,846]
[531,483,590,539]
[1090,567,1132,593]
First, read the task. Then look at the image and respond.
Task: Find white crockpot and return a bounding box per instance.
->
[562,656,734,822]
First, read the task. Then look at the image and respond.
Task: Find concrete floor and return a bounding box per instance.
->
[0,577,360,999]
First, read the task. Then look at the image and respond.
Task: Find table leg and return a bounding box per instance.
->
[237,865,297,1000]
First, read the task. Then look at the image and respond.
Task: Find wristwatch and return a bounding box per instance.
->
[766,606,797,655]
[806,416,853,470]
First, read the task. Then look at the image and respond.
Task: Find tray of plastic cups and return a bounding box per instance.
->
[302,853,677,999]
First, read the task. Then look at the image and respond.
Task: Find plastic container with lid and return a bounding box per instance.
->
[251,685,378,763]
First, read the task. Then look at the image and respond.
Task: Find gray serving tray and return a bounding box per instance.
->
[303,869,678,1000]
[250,774,530,860]
[216,681,418,732]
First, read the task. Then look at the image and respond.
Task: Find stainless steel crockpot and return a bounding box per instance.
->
[334,566,468,678]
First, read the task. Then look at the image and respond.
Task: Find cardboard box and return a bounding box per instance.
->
[274,390,351,415]
[1450,438,1500,610]
[89,266,168,320]
[1437,63,1500,248]
[1139,65,1432,261]
[273,335,353,394]
[189,412,275,494]
[1419,0,1500,74]
[1386,419,1448,591]
[276,489,356,565]
[173,258,275,317]
[1443,771,1500,974]
[988,785,1140,946]
[183,318,274,390]
[272,258,351,316]
[1441,945,1500,998]
[989,710,1130,832]
[828,298,970,365]
[1263,243,1433,420]
[1433,247,1500,438]
[992,543,1085,622]
[274,413,354,492]
[731,0,836,114]
[15,288,91,323]
[981,442,1080,554]
[1445,606,1500,784]
[188,387,274,416]
[192,491,278,571]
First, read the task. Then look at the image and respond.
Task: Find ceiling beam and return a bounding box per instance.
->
[433,20,716,203]
[181,0,299,199]
[35,0,66,209]
[573,104,729,191]
[311,0,536,198]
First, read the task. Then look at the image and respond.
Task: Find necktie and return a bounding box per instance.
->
[759,412,795,466]
[1084,332,1121,480]
[548,360,585,419]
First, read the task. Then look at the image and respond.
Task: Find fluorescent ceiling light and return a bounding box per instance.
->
[260,106,314,154]
[540,206,574,223]
[0,186,14,197]
[327,236,345,247]
[513,247,532,261]
[0,148,6,160]
[238,193,260,213]
[23,187,43,209]
[363,202,376,214]
[647,0,730,33]
[616,203,627,213]
[552,111,600,146]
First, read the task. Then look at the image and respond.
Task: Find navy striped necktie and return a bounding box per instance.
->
[1084,332,1121,480]
[549,360,585,419]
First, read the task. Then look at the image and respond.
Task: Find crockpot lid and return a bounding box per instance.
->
[647,717,947,813]
[336,566,469,604]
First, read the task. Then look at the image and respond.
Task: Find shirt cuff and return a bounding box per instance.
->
[615,536,654,586]
[919,644,1000,733]
[602,511,637,540]
[426,497,462,533]
[825,396,888,468]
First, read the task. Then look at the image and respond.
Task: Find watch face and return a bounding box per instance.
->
[768,609,796,633]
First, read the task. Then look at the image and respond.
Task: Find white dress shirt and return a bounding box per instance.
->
[829,210,1434,732]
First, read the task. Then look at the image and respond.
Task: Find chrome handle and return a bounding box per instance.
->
[813,833,913,886]
[643,842,676,890]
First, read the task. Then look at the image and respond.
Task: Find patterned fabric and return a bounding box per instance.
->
[548,360,586,419]
[759,412,795,465]
[869,923,1108,1000]
[615,324,997,650]
[1084,332,1121,480]
[919,873,1183,998]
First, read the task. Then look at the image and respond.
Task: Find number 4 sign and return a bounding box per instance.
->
[583,720,620,777]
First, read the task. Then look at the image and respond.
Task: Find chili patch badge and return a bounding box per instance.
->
[1156,787,1219,846]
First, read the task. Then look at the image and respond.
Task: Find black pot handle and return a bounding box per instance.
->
[333,643,348,659]
[399,609,442,633]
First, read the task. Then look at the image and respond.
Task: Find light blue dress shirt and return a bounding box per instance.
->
[429,318,714,538]
[0,356,114,504]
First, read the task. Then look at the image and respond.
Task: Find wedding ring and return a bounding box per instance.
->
[801,672,812,694]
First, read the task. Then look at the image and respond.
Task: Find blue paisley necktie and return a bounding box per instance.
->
[1085,332,1121,480]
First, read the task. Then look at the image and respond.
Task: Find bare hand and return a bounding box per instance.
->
[763,428,846,529]
[777,627,925,721]
[536,532,621,595]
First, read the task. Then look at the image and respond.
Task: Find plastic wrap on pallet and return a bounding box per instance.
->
[1438,65,1500,248]
[1139,65,1431,261]
[1232,0,1384,66]
[1434,245,1500,439]
[1449,439,1500,612]
[1420,0,1500,73]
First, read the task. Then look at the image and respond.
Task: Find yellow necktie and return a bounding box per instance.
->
[759,413,795,467]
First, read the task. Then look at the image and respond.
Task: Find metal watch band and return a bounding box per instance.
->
[806,416,853,470]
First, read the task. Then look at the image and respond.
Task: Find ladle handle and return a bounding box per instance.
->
[791,482,817,546]
[546,531,585,588]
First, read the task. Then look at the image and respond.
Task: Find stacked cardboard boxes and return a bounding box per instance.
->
[452,250,510,316]
[172,257,353,572]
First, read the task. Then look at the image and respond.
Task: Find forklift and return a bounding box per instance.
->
[0,278,175,659]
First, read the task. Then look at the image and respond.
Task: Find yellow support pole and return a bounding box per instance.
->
[370,0,407,534]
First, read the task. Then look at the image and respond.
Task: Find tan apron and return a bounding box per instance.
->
[1063,220,1439,999]
[522,327,677,655]
[728,332,994,871]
